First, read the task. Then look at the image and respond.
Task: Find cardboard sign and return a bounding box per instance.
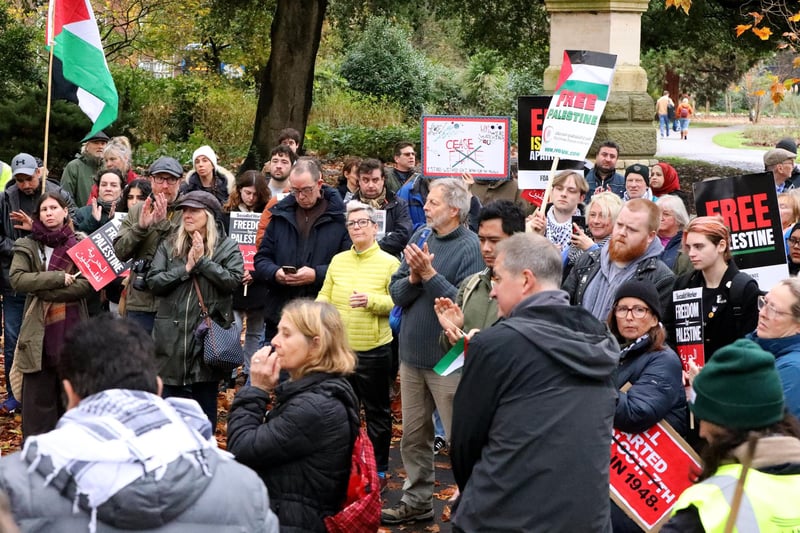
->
[694,173,789,290]
[517,96,584,200]
[672,287,705,370]
[228,212,260,271]
[422,116,510,178]
[67,218,128,291]
[541,50,617,161]
[610,423,702,532]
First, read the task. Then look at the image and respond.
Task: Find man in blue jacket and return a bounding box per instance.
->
[254,157,351,343]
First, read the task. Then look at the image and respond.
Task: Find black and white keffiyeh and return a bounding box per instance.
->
[22,389,227,532]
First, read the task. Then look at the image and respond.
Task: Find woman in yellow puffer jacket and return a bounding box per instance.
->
[317,201,400,482]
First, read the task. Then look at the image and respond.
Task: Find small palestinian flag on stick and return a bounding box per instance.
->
[434,337,467,377]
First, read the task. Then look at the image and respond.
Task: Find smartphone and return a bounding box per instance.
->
[282,265,298,274]
[571,215,587,234]
[415,228,432,248]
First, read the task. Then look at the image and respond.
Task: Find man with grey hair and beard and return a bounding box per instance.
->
[382,178,484,526]
[451,233,619,532]
[563,198,675,320]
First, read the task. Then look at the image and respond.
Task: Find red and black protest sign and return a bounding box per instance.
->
[694,173,788,290]
[610,423,702,531]
[517,96,583,206]
[672,287,705,370]
[67,218,128,291]
[229,212,260,271]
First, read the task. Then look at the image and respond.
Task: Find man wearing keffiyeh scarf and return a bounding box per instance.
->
[0,316,279,533]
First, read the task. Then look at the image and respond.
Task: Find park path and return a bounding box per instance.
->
[655,124,766,172]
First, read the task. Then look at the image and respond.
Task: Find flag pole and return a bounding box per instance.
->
[43,3,55,184]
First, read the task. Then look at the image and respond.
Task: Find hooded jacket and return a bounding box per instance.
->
[60,152,102,207]
[0,395,278,533]
[227,373,359,533]
[180,167,236,206]
[747,331,800,420]
[451,290,620,532]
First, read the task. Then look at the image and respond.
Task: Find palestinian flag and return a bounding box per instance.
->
[433,337,467,377]
[553,50,617,100]
[540,50,617,162]
[47,0,118,138]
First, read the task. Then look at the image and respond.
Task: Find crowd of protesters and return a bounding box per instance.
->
[0,131,798,532]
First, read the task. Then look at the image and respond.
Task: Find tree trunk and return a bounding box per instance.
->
[242,0,327,171]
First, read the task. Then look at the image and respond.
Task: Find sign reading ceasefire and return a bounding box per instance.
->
[694,173,788,290]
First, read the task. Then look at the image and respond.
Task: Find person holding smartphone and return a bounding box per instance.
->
[253,157,351,346]
[527,170,588,253]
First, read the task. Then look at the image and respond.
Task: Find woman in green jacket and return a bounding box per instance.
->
[10,192,93,438]
[148,191,243,428]
[317,201,399,481]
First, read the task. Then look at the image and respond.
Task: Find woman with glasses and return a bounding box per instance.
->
[317,202,400,486]
[745,278,800,419]
[667,216,760,361]
[607,280,688,532]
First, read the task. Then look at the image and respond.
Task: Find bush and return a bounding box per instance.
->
[340,16,432,115]
[305,123,420,161]
[310,86,407,128]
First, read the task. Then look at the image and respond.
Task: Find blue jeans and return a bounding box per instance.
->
[2,289,26,401]
[658,114,670,137]
[233,308,265,375]
[680,118,690,132]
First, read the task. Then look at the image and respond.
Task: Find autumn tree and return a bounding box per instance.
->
[242,0,327,170]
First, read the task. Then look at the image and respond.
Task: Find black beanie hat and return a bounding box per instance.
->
[691,339,785,430]
[777,137,798,155]
[625,164,650,187]
[613,280,661,320]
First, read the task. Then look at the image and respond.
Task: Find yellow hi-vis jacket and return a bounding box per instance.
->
[671,463,800,532]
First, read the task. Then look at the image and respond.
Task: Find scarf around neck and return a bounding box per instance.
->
[23,389,222,533]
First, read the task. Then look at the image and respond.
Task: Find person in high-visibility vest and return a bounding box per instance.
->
[662,338,800,532]
[0,160,11,190]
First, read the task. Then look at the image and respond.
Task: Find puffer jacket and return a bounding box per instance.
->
[180,167,236,205]
[227,373,359,533]
[0,440,279,532]
[113,201,181,313]
[316,241,399,351]
[614,335,688,436]
[9,236,93,373]
[148,225,243,386]
[253,186,351,323]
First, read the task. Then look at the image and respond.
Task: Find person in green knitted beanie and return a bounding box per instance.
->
[661,338,800,532]
[692,338,785,432]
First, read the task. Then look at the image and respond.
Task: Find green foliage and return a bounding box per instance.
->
[310,86,407,128]
[0,1,39,96]
[305,123,420,161]
[741,124,800,147]
[111,66,255,167]
[460,50,513,116]
[340,16,432,115]
[0,89,98,175]
[642,0,775,102]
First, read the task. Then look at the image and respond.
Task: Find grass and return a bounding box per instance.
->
[712,131,756,150]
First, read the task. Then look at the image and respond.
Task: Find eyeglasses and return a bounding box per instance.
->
[757,295,794,319]
[400,151,415,157]
[789,238,800,248]
[151,175,180,184]
[290,185,316,196]
[346,218,374,229]
[614,305,651,319]
[127,194,146,201]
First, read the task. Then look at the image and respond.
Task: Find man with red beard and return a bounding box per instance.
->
[562,198,674,320]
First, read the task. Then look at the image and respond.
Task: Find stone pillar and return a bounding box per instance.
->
[544,0,655,164]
